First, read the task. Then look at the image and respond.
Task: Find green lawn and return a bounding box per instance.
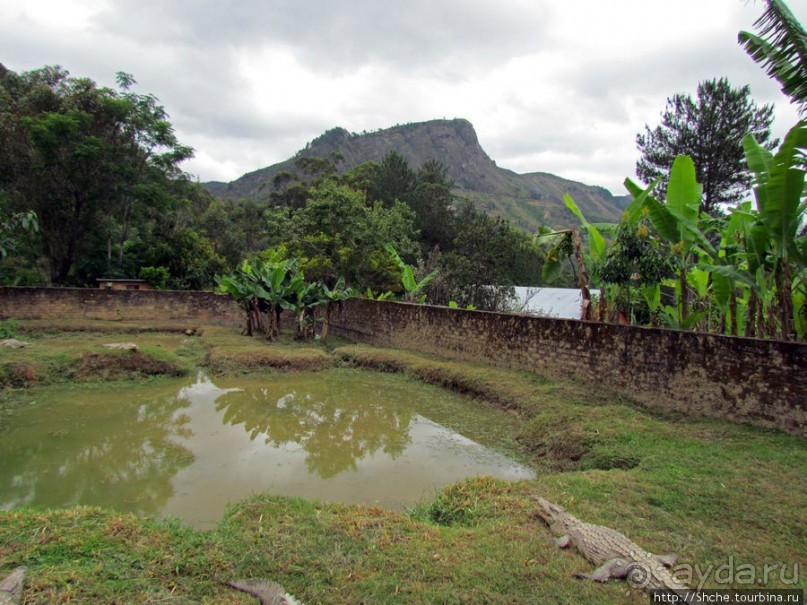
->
[0,324,804,603]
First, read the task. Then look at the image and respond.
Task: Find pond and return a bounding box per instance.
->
[0,369,534,527]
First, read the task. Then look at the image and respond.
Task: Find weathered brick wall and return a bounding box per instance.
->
[329,298,806,436]
[0,287,243,327]
[2,288,803,435]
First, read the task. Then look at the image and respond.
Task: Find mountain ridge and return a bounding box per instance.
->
[203,118,629,230]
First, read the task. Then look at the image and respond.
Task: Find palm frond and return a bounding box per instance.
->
[739,0,807,115]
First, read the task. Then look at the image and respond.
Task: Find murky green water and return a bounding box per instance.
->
[0,369,533,527]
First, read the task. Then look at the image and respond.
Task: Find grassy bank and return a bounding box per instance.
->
[0,321,338,388]
[0,325,804,603]
[0,319,203,387]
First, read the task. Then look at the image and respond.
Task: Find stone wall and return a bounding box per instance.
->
[0,287,243,327]
[2,288,803,435]
[329,298,806,436]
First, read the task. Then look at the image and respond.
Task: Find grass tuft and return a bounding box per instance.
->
[0,318,18,339]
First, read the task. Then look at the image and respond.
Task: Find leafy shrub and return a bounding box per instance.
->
[139,266,170,289]
[0,319,17,339]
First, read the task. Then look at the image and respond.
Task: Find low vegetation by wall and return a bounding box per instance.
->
[0,287,243,327]
[329,298,806,437]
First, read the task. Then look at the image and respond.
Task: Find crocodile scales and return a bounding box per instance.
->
[532,496,690,594]
[223,579,303,605]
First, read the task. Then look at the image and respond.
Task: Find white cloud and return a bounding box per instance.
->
[0,0,107,31]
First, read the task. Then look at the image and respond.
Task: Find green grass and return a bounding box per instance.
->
[200,325,335,374]
[0,321,344,387]
[336,345,807,587]
[0,330,804,603]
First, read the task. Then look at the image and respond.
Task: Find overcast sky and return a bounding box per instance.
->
[2,0,805,194]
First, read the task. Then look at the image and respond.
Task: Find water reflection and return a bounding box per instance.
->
[0,384,195,516]
[211,380,413,478]
[1,371,534,526]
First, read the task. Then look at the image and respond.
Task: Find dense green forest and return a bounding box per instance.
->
[0,64,546,310]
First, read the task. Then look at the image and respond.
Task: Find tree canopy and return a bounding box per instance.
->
[264,178,419,292]
[260,152,544,309]
[0,64,194,285]
[0,66,547,302]
[636,78,776,215]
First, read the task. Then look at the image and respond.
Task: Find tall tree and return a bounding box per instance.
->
[739,0,807,116]
[370,151,417,208]
[425,201,542,310]
[636,78,776,215]
[411,159,456,251]
[0,65,192,284]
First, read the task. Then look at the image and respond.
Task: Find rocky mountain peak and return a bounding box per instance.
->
[204,119,628,230]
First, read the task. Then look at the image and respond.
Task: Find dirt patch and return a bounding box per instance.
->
[580,451,642,471]
[517,423,591,471]
[0,362,37,387]
[517,418,642,472]
[334,348,409,373]
[335,346,522,411]
[206,347,333,374]
[71,351,184,381]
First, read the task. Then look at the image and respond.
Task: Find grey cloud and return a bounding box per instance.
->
[94,0,551,74]
[1,12,342,172]
[9,0,803,196]
[0,22,263,153]
[562,35,784,116]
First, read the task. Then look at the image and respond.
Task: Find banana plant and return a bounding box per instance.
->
[625,155,716,327]
[739,0,807,116]
[218,251,358,341]
[535,225,573,283]
[697,203,760,335]
[618,135,806,339]
[216,254,300,340]
[253,259,298,340]
[384,243,438,303]
[364,287,395,301]
[563,194,608,261]
[641,283,662,326]
[281,276,321,340]
[743,120,807,339]
[318,276,353,342]
[216,261,260,336]
[536,196,613,320]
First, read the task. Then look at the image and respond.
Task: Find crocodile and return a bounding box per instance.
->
[532,496,690,594]
[224,578,303,605]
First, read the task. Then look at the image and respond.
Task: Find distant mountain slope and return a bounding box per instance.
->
[203,118,629,231]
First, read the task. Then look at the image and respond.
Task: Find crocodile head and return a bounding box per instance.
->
[532,496,568,527]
